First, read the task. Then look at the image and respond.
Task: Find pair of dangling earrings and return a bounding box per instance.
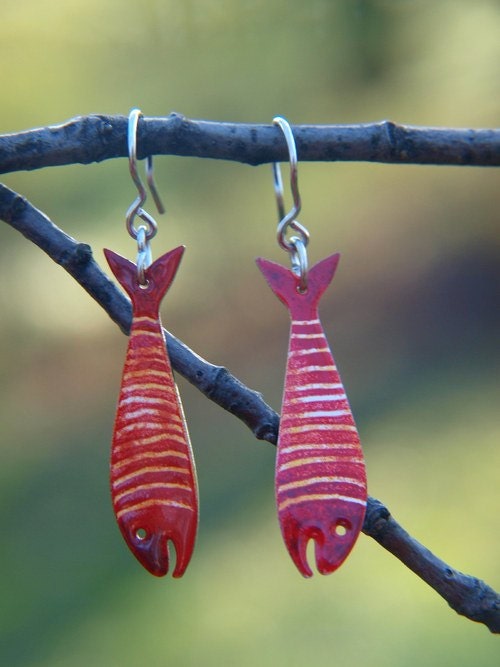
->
[105,109,367,579]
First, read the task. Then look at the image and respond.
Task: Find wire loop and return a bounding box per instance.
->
[136,225,152,286]
[289,235,308,292]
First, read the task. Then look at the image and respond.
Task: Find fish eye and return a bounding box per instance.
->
[332,519,352,537]
[135,527,148,541]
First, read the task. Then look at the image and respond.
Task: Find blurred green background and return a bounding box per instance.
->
[1,1,499,665]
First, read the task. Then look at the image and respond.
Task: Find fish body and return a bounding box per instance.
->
[104,246,198,577]
[256,253,367,577]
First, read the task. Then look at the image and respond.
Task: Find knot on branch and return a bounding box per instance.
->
[0,186,27,222]
[362,497,391,535]
[73,115,116,163]
[59,242,93,270]
[446,575,500,633]
[205,366,280,443]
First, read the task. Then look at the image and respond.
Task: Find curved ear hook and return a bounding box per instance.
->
[126,108,165,241]
[272,117,309,291]
[272,117,309,252]
[272,118,299,226]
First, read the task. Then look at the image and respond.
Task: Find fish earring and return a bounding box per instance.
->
[256,117,367,577]
[104,109,198,577]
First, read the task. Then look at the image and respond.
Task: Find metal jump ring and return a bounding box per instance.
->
[289,235,308,292]
[136,225,152,286]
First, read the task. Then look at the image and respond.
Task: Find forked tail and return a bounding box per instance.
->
[104,245,185,317]
[256,253,340,317]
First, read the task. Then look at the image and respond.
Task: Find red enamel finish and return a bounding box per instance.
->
[104,246,198,577]
[256,253,367,577]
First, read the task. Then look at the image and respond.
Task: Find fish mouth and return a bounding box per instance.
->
[280,507,365,577]
[117,504,198,577]
[128,529,171,577]
[126,526,195,578]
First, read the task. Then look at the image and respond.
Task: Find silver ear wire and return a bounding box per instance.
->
[125,108,164,242]
[272,116,309,291]
[125,108,166,284]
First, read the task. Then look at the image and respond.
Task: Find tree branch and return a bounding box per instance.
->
[1,114,499,174]
[0,183,498,631]
[364,499,500,632]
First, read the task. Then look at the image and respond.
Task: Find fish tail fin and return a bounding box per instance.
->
[308,253,341,296]
[256,253,340,312]
[104,248,138,300]
[104,246,185,315]
[256,257,297,309]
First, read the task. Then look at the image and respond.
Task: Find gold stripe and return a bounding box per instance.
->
[289,347,330,357]
[292,319,321,326]
[116,498,193,519]
[278,493,366,512]
[279,423,357,436]
[291,383,343,392]
[124,407,162,420]
[279,455,364,472]
[116,421,166,436]
[112,465,189,488]
[290,333,324,340]
[119,396,165,407]
[114,482,192,504]
[282,409,350,420]
[124,369,168,378]
[115,420,183,440]
[140,432,187,447]
[115,431,188,449]
[121,382,174,395]
[279,476,366,493]
[131,329,160,339]
[113,449,189,471]
[133,316,157,325]
[289,394,347,405]
[280,442,359,455]
[128,348,165,361]
[288,365,337,375]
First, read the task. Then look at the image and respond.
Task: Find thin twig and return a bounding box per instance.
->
[1,114,499,174]
[0,183,498,631]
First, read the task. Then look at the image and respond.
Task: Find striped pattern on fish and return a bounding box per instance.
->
[105,246,198,578]
[256,253,367,577]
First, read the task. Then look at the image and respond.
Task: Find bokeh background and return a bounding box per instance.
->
[1,1,499,665]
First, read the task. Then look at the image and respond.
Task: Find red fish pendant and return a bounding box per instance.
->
[104,245,198,577]
[256,253,367,577]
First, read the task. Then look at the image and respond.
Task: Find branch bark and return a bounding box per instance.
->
[0,183,498,633]
[1,114,499,174]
